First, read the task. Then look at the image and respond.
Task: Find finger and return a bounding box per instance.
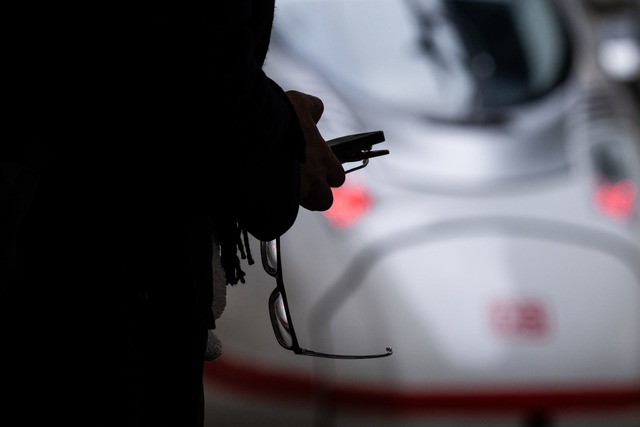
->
[326,163,346,188]
[286,90,324,124]
[305,95,324,123]
[300,185,334,212]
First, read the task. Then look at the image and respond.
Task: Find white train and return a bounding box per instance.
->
[204,1,640,426]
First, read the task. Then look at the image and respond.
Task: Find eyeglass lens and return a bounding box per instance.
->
[269,289,293,348]
[261,239,278,276]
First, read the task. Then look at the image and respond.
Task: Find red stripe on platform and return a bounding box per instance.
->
[204,355,640,414]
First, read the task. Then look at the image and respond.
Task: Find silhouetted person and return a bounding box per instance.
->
[1,3,345,426]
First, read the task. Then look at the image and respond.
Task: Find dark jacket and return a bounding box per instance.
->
[4,2,305,325]
[2,3,306,424]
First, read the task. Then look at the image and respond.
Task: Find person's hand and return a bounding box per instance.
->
[286,90,346,211]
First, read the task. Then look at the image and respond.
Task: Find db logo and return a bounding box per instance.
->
[490,298,550,339]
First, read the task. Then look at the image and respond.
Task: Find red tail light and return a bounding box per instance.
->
[594,178,637,221]
[323,180,372,228]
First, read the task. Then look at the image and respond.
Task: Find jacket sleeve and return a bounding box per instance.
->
[151,2,307,242]
[122,0,305,240]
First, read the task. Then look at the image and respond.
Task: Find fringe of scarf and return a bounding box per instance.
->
[219,222,255,286]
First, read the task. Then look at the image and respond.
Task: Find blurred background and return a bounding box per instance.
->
[203,1,640,426]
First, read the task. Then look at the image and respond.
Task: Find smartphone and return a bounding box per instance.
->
[327,130,388,164]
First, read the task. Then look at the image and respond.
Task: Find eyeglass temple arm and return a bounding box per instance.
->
[294,347,393,360]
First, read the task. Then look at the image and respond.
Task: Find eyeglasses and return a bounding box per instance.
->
[260,237,393,359]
